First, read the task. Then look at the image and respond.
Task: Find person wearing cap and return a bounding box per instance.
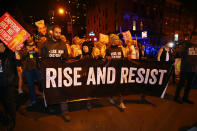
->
[106,34,126,111]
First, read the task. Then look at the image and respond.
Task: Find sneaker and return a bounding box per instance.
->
[18,89,23,94]
[174,97,183,104]
[119,102,126,109]
[64,114,71,122]
[182,99,194,104]
[27,101,36,107]
[109,97,116,105]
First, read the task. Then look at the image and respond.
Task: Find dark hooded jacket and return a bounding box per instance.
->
[0,46,18,87]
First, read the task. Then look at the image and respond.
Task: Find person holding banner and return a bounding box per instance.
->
[106,34,126,110]
[157,42,174,62]
[82,41,93,59]
[40,25,70,120]
[157,42,175,84]
[174,41,197,104]
[92,41,106,60]
[0,41,20,130]
[40,25,68,59]
[70,36,83,59]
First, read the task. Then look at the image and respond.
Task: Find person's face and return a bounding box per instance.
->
[0,43,5,53]
[83,46,89,53]
[165,42,171,48]
[73,37,80,45]
[52,27,61,41]
[38,26,47,35]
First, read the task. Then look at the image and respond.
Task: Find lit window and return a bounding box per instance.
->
[133,20,136,31]
[174,34,178,41]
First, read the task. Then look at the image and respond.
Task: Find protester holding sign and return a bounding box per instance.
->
[106,34,126,110]
[0,12,30,129]
[34,20,48,46]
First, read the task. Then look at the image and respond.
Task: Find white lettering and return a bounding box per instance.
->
[86,67,96,85]
[120,67,128,83]
[159,70,167,85]
[128,67,137,83]
[97,67,106,85]
[74,67,82,86]
[46,68,57,88]
[144,69,150,84]
[107,67,116,84]
[136,68,145,83]
[63,68,73,87]
[149,69,158,85]
[58,68,62,87]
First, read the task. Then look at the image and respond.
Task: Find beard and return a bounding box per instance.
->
[52,35,61,41]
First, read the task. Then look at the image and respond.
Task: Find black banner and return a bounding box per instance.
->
[41,58,173,105]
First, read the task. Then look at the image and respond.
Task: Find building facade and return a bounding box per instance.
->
[86,0,193,45]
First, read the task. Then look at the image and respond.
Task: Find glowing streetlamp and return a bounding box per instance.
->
[57,7,73,40]
[58,8,65,15]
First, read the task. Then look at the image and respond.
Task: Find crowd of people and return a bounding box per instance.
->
[0,20,196,130]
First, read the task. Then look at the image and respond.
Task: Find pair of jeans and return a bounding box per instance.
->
[24,70,42,102]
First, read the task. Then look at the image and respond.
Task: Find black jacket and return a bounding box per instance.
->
[0,47,18,87]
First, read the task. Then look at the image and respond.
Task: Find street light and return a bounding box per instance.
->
[57,8,73,40]
[58,8,65,15]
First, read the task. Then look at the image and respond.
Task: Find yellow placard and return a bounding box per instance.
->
[99,33,109,44]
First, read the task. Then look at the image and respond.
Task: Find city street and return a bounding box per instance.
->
[2,81,196,131]
[0,0,197,131]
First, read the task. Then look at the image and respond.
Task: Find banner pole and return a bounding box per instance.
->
[160,63,174,98]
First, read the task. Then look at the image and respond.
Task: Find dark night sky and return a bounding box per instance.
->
[0,0,50,20]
